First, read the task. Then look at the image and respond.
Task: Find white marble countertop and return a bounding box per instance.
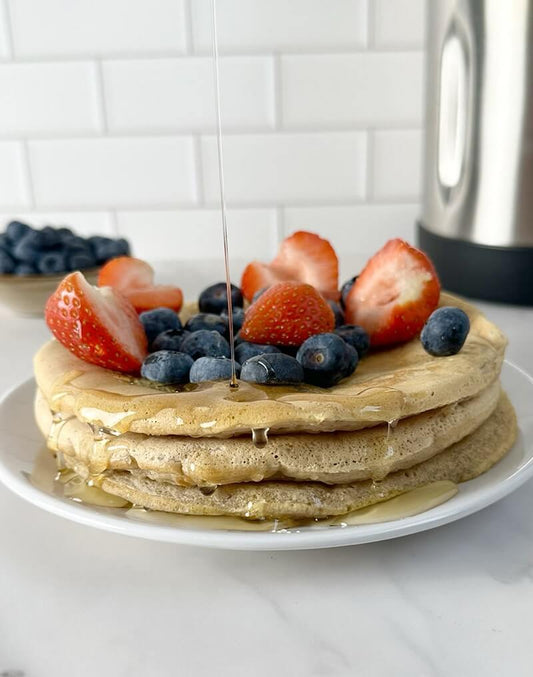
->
[1,264,533,677]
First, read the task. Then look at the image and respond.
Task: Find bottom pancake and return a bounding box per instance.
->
[59,392,515,519]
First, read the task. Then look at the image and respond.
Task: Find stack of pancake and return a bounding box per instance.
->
[33,293,516,521]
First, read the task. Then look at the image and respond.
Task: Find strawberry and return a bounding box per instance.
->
[125,286,183,313]
[45,271,148,373]
[344,239,440,347]
[240,281,335,346]
[98,256,183,313]
[98,256,153,290]
[241,231,339,302]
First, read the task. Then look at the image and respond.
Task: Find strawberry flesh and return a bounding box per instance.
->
[241,231,339,302]
[240,281,335,346]
[98,256,154,290]
[45,271,148,373]
[125,286,183,313]
[344,239,440,346]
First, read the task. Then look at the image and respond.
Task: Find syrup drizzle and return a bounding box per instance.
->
[211,0,238,389]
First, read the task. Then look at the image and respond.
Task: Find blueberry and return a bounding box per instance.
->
[181,330,230,360]
[184,313,227,336]
[0,250,15,274]
[334,324,370,358]
[190,357,241,384]
[92,237,125,263]
[37,251,68,275]
[342,343,359,378]
[141,351,193,384]
[221,307,245,334]
[198,282,243,315]
[12,230,45,264]
[0,233,11,252]
[240,353,304,385]
[6,220,31,244]
[56,227,74,240]
[252,286,269,304]
[296,333,357,388]
[327,300,345,328]
[140,307,182,344]
[14,263,37,276]
[63,235,91,254]
[68,252,97,271]
[235,341,280,364]
[115,237,130,256]
[340,276,358,310]
[420,307,470,357]
[151,329,184,352]
[40,226,62,249]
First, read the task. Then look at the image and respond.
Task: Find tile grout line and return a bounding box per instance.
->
[192,134,205,205]
[365,129,374,202]
[109,210,120,237]
[94,59,108,134]
[2,0,14,58]
[183,0,194,54]
[275,206,285,243]
[366,0,376,49]
[272,53,283,130]
[20,139,35,208]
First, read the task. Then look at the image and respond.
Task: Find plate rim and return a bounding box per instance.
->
[0,362,532,551]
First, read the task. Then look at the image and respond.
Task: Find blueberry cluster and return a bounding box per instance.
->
[0,220,130,276]
[139,281,370,388]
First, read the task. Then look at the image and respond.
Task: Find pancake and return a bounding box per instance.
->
[34,293,506,438]
[35,381,501,485]
[59,392,516,519]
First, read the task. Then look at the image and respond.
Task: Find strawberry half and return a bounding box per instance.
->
[344,239,440,347]
[45,271,148,373]
[240,281,335,346]
[98,256,183,313]
[98,256,153,290]
[241,231,339,302]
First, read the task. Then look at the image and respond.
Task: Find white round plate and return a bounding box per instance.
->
[0,361,532,551]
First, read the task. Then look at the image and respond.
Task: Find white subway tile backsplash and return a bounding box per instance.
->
[9,0,187,57]
[29,137,197,208]
[191,0,367,53]
[0,211,115,236]
[104,57,274,133]
[374,0,426,48]
[201,132,366,205]
[283,204,418,255]
[0,1,11,59]
[282,53,423,128]
[372,130,422,200]
[0,62,100,135]
[0,141,30,208]
[116,209,278,260]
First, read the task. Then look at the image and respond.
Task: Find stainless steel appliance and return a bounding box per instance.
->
[418,0,533,305]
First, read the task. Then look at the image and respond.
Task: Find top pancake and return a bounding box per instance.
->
[34,293,506,438]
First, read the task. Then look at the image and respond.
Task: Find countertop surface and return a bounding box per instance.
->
[1,263,533,677]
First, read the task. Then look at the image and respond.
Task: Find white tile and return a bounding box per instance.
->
[0,1,11,59]
[282,53,424,127]
[0,62,100,135]
[201,133,366,205]
[29,137,197,209]
[283,204,419,256]
[372,130,423,200]
[0,211,115,236]
[374,0,426,48]
[116,209,278,261]
[191,0,367,52]
[104,56,274,133]
[0,141,31,208]
[9,0,187,57]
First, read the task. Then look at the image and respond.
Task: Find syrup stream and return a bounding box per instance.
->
[211,0,238,389]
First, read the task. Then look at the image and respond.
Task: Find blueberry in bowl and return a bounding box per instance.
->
[0,220,131,316]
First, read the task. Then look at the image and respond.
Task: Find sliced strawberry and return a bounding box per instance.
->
[272,231,339,301]
[98,256,154,291]
[98,256,183,314]
[125,286,183,313]
[45,271,148,373]
[240,230,339,302]
[240,281,335,346]
[344,239,440,346]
